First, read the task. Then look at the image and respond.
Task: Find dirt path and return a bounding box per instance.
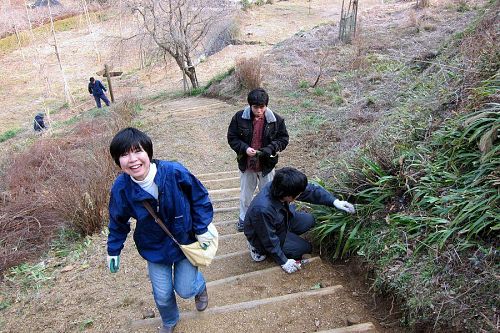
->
[0,95,387,333]
[0,1,400,332]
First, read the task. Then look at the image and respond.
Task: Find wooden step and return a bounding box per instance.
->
[204,178,240,190]
[210,197,239,204]
[131,285,370,332]
[213,219,239,236]
[208,187,240,196]
[213,206,239,214]
[201,176,240,185]
[317,322,378,333]
[216,232,247,256]
[176,257,347,310]
[197,170,239,180]
[201,250,276,281]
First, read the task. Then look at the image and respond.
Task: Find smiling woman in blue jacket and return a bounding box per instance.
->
[106,127,215,333]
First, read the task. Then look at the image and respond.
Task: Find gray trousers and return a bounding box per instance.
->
[239,169,275,221]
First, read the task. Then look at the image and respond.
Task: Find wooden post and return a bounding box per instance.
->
[104,64,115,103]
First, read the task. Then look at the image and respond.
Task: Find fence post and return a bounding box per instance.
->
[104,64,115,103]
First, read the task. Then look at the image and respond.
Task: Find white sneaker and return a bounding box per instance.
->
[248,241,266,262]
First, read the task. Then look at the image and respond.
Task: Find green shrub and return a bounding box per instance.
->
[0,128,22,143]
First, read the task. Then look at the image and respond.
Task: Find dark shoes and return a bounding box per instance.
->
[159,324,176,333]
[236,218,244,232]
[195,286,209,311]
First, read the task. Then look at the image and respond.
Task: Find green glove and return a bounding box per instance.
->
[106,255,120,273]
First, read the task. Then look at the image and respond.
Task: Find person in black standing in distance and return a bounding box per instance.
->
[227,88,289,232]
[88,77,110,108]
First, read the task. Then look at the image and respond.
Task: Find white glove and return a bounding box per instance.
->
[281,259,301,274]
[106,255,120,273]
[195,223,218,249]
[333,199,356,214]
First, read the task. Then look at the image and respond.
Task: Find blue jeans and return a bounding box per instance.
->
[93,93,110,108]
[147,259,206,328]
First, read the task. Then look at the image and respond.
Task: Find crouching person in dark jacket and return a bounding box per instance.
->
[106,127,215,333]
[243,167,355,274]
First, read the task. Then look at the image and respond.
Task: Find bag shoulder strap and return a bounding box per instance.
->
[142,200,181,247]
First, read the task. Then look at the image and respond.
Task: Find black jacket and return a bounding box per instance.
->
[88,80,106,96]
[243,182,337,265]
[227,106,289,176]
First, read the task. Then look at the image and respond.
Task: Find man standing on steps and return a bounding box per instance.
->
[227,88,289,232]
[88,76,110,108]
[243,167,356,274]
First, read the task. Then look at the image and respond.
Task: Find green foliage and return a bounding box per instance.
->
[0,128,22,143]
[312,157,402,259]
[188,87,206,96]
[188,67,235,96]
[241,0,252,10]
[50,227,92,260]
[392,104,500,251]
[4,262,51,292]
[313,87,326,96]
[298,80,310,89]
[0,299,10,311]
[87,107,108,118]
[313,103,499,259]
[150,91,169,101]
[79,318,94,331]
[300,99,314,109]
[301,114,325,127]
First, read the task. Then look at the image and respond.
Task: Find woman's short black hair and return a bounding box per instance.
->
[109,127,153,166]
[270,167,308,199]
[247,88,269,106]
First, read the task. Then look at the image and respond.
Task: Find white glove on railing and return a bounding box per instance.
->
[333,199,356,214]
[196,223,218,249]
[281,259,301,274]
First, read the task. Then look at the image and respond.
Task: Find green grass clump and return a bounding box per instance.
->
[313,102,499,259]
[188,67,235,96]
[0,128,22,143]
[393,104,499,250]
[4,262,51,292]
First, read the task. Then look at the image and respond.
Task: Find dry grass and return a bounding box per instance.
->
[235,56,263,89]
[0,99,137,272]
[416,0,431,9]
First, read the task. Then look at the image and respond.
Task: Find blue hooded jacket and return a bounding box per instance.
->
[88,80,107,96]
[107,160,213,265]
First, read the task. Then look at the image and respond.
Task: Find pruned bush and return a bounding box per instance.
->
[0,201,62,271]
[416,0,430,8]
[235,56,263,90]
[0,99,137,272]
[48,136,118,236]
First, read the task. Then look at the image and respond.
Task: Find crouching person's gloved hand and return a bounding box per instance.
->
[107,255,120,273]
[334,199,356,214]
[281,259,301,274]
[196,223,218,249]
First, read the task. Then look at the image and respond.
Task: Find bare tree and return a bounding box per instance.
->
[125,0,234,89]
[47,0,74,105]
[7,0,26,60]
[81,0,102,63]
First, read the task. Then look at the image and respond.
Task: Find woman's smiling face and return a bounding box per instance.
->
[119,146,151,181]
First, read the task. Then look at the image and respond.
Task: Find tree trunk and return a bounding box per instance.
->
[24,0,52,96]
[185,66,199,89]
[81,0,101,64]
[48,0,74,105]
